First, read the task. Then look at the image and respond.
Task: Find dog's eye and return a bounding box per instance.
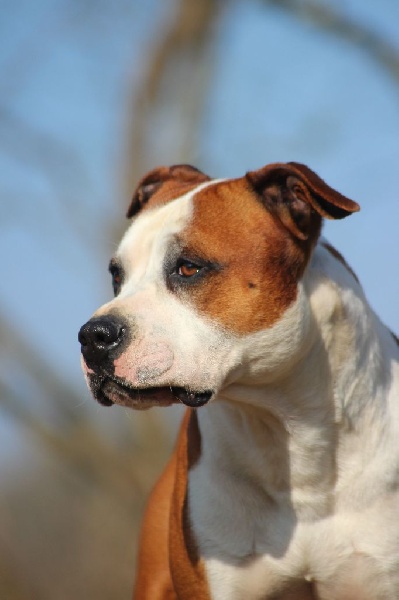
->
[166,255,220,290]
[177,261,202,278]
[109,262,123,296]
[112,270,121,287]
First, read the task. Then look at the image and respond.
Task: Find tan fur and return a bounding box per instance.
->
[134,411,210,600]
[178,179,307,334]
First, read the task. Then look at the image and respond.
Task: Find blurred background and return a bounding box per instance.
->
[0,0,398,598]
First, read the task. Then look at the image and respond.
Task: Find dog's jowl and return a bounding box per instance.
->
[79,162,399,600]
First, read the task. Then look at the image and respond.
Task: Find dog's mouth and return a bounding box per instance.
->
[89,374,213,410]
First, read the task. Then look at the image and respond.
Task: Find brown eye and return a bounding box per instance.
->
[111,271,122,295]
[108,261,123,296]
[167,256,219,290]
[177,262,201,278]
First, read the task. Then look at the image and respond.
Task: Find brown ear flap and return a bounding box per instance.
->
[287,162,360,219]
[127,164,210,218]
[246,162,360,241]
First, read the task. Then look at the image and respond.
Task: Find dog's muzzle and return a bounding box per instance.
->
[78,316,214,409]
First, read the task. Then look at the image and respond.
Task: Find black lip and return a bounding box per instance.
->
[111,383,174,407]
[86,372,114,406]
[88,373,213,409]
[172,388,213,407]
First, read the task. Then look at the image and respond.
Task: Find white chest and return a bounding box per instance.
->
[188,324,399,599]
[189,464,399,600]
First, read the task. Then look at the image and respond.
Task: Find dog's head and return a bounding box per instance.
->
[79,162,359,409]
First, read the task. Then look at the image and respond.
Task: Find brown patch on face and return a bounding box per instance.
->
[321,241,360,283]
[127,164,210,218]
[177,179,312,335]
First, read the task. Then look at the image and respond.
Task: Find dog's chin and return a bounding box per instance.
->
[89,375,214,410]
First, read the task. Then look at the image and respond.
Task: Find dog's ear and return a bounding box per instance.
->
[245,162,360,241]
[127,164,210,218]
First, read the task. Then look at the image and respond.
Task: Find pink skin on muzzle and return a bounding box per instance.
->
[113,341,174,386]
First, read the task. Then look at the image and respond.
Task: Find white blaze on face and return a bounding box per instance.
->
[117,190,193,291]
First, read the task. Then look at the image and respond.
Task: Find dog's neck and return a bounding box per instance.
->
[305,242,396,429]
[197,243,397,515]
[209,334,338,518]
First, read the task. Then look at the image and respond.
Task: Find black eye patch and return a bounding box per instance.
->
[163,242,222,293]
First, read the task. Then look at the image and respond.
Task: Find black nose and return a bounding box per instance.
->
[79,316,126,365]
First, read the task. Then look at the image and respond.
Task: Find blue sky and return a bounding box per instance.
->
[0,0,398,409]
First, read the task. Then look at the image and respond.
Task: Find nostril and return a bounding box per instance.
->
[94,323,124,347]
[78,317,126,357]
[78,326,88,347]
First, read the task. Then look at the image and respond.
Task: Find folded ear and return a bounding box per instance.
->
[245,162,360,241]
[127,164,210,218]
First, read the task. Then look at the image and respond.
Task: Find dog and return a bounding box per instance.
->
[79,162,399,599]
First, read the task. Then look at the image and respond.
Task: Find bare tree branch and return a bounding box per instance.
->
[123,0,220,201]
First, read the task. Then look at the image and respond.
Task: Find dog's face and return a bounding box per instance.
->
[79,163,359,410]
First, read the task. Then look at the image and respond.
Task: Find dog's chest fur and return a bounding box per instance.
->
[189,411,399,599]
